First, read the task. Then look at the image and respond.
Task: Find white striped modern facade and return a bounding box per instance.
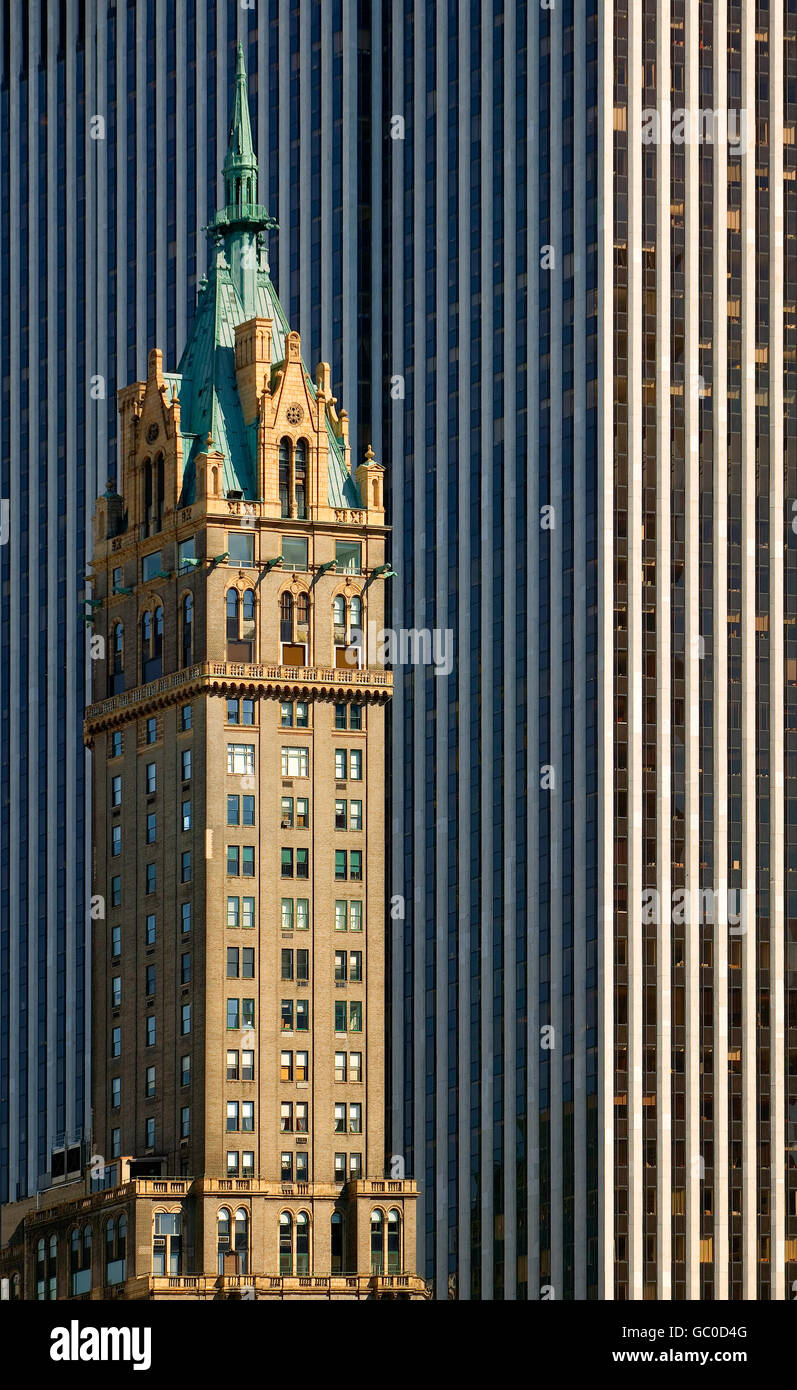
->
[2,0,795,1304]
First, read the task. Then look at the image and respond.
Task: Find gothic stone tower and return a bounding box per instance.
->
[0,45,424,1302]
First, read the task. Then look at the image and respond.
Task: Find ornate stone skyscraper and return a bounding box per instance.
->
[0,46,425,1302]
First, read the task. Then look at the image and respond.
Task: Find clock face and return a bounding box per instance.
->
[285,404,303,426]
[146,423,160,443]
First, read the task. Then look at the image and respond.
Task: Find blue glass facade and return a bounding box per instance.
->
[1,0,599,1301]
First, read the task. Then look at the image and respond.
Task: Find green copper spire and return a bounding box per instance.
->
[208,41,277,316]
[223,42,258,207]
[170,47,360,514]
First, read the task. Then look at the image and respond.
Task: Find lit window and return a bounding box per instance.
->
[281,746,309,778]
[227,743,255,776]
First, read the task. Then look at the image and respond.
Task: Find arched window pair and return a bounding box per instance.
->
[333,593,363,669]
[217,1207,249,1275]
[141,605,163,682]
[370,1208,401,1276]
[35,1234,57,1300]
[279,590,310,667]
[279,1210,310,1275]
[70,1224,92,1295]
[181,594,193,667]
[226,589,256,663]
[142,455,165,537]
[279,437,308,519]
[109,622,124,696]
[105,1215,127,1287]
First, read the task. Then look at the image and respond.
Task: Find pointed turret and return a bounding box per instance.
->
[223,42,258,210]
[207,41,277,315]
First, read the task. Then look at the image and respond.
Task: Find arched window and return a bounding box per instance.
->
[11,1273,20,1301]
[279,1212,293,1274]
[141,606,163,681]
[70,1223,92,1295]
[110,622,124,695]
[279,439,291,517]
[280,591,294,642]
[234,1208,249,1275]
[330,1211,344,1275]
[143,459,153,537]
[370,1209,384,1274]
[226,588,239,641]
[296,1211,310,1275]
[106,1214,127,1286]
[372,478,379,506]
[226,589,255,663]
[295,439,307,519]
[280,590,309,668]
[182,593,193,667]
[333,593,363,669]
[35,1237,46,1300]
[155,454,165,533]
[217,1207,231,1273]
[211,465,219,495]
[387,1209,401,1273]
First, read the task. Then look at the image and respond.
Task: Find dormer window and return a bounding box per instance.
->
[142,455,164,538]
